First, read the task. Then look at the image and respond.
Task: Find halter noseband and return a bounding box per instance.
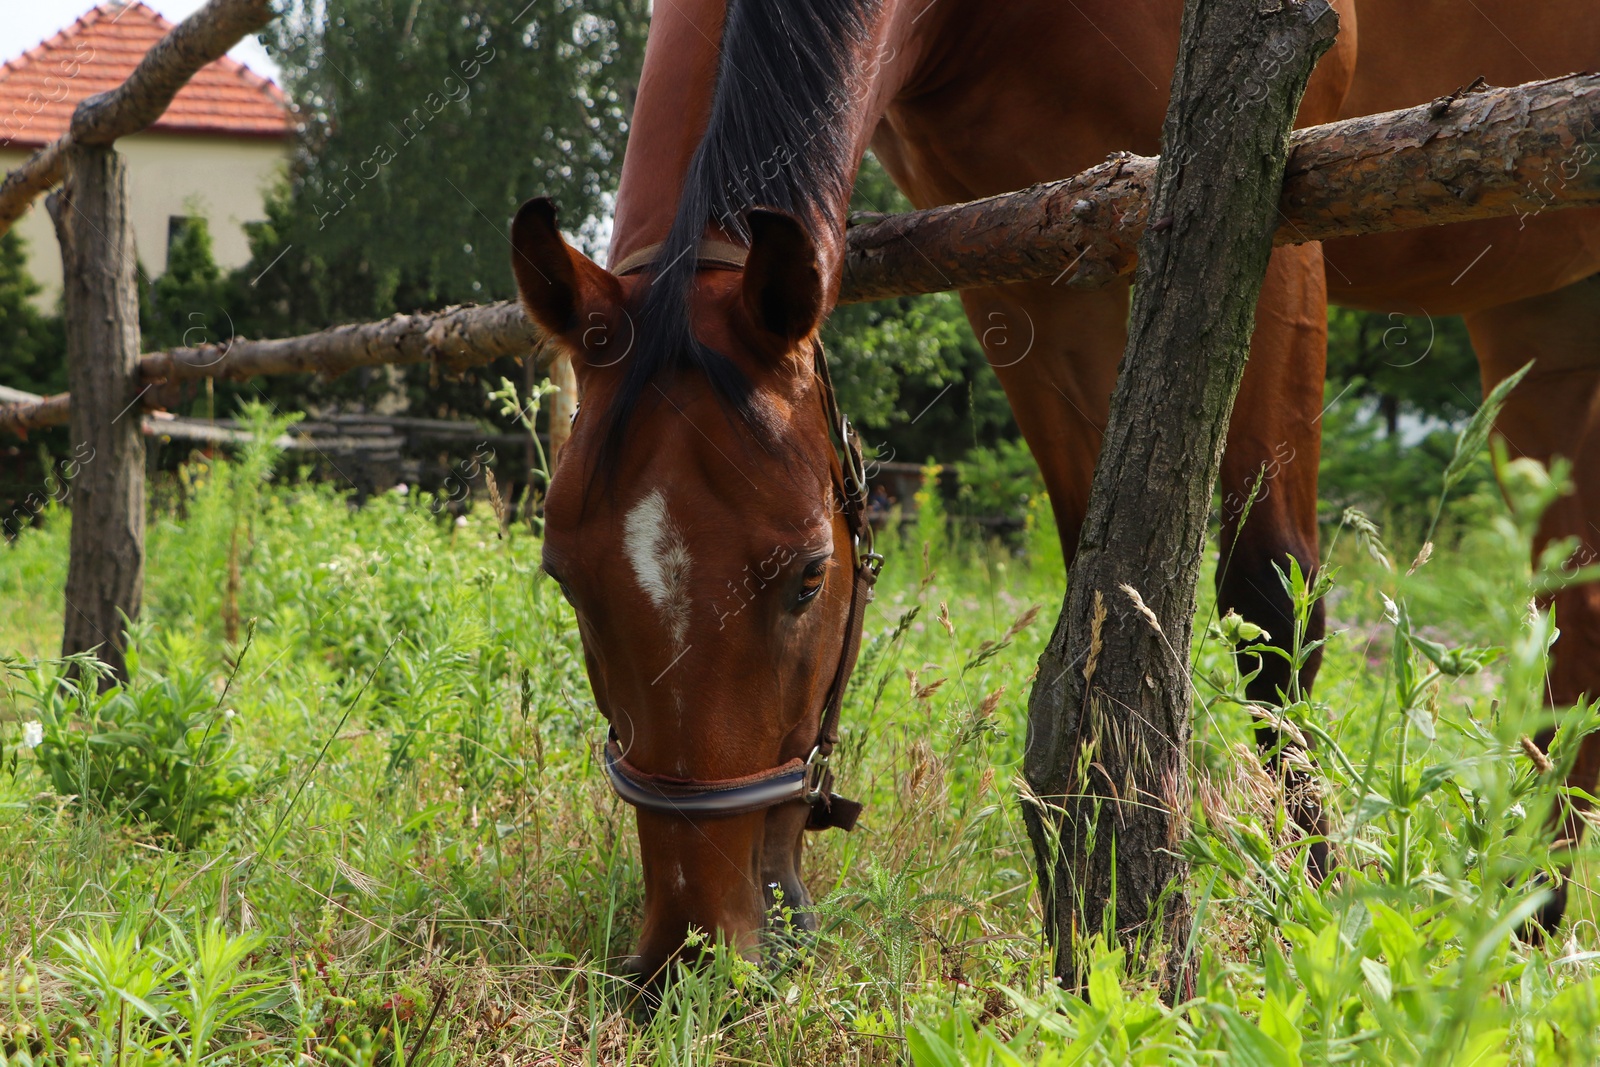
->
[599,242,881,833]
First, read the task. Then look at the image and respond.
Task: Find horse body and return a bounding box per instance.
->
[1325,16,1600,836]
[874,0,1600,906]
[513,0,1600,979]
[1325,2,1600,926]
[1325,3,1600,315]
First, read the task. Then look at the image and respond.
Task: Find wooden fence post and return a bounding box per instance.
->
[1020,0,1338,999]
[52,143,144,683]
[548,350,578,468]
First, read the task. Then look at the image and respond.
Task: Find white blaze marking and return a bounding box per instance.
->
[623,489,692,646]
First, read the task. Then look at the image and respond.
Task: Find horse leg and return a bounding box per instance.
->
[1217,243,1331,877]
[1464,272,1600,932]
[961,281,1127,562]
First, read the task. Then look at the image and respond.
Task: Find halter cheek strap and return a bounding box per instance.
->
[599,326,879,832]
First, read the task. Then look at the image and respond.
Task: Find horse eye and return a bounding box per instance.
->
[796,559,828,605]
[543,563,576,606]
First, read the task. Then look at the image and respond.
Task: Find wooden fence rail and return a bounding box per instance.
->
[843,72,1600,302]
[4,72,1599,438]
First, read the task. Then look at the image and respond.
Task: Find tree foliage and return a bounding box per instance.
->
[824,154,1020,480]
[1319,307,1486,536]
[0,229,65,396]
[145,217,226,353]
[257,0,648,324]
[1326,306,1481,433]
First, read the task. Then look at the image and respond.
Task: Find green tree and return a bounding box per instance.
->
[1319,307,1486,537]
[1326,306,1481,433]
[824,154,1020,483]
[145,217,227,353]
[259,0,648,323]
[212,0,647,425]
[0,229,65,396]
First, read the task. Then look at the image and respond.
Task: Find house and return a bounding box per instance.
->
[0,1,291,309]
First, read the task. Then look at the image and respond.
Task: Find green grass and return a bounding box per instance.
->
[1,427,1597,1065]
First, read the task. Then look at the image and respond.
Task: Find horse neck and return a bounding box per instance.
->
[608,0,937,285]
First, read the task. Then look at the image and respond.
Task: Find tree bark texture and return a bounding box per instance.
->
[0,0,274,235]
[54,145,145,683]
[0,301,544,437]
[1020,0,1338,998]
[842,72,1600,302]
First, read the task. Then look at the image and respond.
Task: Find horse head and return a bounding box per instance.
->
[511,197,873,984]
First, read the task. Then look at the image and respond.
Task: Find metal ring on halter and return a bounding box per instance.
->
[803,746,829,804]
[853,533,884,575]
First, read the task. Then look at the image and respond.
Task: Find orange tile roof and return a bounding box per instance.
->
[0,1,291,150]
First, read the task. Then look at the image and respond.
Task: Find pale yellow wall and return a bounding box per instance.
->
[0,133,287,310]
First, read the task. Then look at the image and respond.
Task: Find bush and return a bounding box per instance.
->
[18,641,254,847]
[144,215,226,354]
[955,438,1044,523]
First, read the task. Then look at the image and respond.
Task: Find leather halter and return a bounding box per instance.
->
[611,238,750,277]
[600,241,880,832]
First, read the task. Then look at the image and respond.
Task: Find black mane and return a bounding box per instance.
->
[600,0,876,466]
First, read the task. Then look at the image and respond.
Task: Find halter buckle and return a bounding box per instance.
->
[851,532,883,574]
[803,746,830,804]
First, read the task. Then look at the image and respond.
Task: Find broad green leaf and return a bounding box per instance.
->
[1213,1006,1297,1067]
[1360,957,1392,1002]
[1367,902,1421,971]
[1259,992,1305,1064]
[1409,632,1505,677]
[907,1025,964,1067]
[1455,1027,1511,1067]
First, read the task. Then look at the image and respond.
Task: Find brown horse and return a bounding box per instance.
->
[511,0,1600,979]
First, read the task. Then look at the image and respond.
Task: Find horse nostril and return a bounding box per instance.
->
[764,877,818,941]
[614,955,664,1020]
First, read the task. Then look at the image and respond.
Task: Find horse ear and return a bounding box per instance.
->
[510,197,618,339]
[742,209,824,343]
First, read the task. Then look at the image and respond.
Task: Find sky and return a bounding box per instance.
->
[0,0,282,81]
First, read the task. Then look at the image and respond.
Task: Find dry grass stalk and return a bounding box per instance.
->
[1002,603,1043,643]
[1522,734,1554,774]
[1119,583,1162,635]
[484,469,510,538]
[1083,590,1106,686]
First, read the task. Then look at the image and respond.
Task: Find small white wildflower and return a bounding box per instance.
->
[393,483,409,496]
[22,721,43,749]
[223,708,236,720]
[1381,593,1400,625]
[455,515,468,527]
